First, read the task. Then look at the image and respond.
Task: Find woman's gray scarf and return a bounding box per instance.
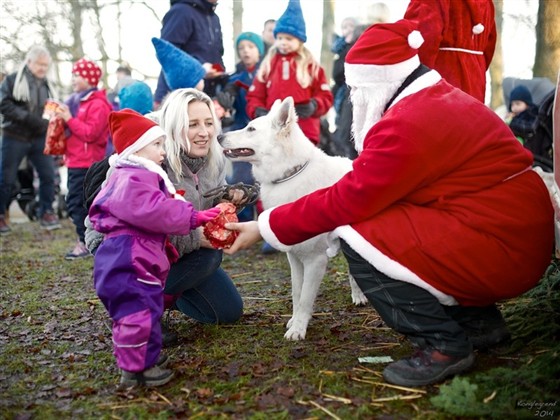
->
[181,154,208,174]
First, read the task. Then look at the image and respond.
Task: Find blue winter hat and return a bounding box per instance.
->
[152,37,206,90]
[274,0,307,43]
[119,81,153,115]
[236,32,265,57]
[509,85,534,110]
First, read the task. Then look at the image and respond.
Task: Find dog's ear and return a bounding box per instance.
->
[270,99,282,114]
[275,97,297,130]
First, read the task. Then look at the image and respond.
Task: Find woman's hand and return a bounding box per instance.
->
[222,221,262,254]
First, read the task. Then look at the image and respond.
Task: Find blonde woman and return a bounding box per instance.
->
[84,88,249,347]
[157,88,248,344]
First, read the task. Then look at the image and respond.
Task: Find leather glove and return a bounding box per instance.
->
[254,107,269,118]
[216,91,235,111]
[191,206,221,228]
[295,99,317,118]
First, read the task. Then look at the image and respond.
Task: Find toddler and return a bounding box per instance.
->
[507,85,538,145]
[89,109,220,387]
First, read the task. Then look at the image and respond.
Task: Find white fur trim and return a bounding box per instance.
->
[119,125,166,161]
[439,47,483,55]
[387,70,442,111]
[117,154,185,200]
[257,208,292,252]
[345,55,420,85]
[328,226,458,305]
[408,30,424,49]
[472,23,484,35]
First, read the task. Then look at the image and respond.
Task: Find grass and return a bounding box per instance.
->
[1,217,559,419]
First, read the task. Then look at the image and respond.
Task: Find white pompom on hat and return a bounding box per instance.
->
[345,19,425,86]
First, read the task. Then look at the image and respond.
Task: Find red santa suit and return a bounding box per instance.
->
[404,0,496,102]
[258,66,553,308]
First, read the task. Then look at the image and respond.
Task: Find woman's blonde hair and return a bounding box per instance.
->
[256,43,320,88]
[158,88,224,181]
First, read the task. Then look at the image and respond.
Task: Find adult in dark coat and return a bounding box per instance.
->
[154,0,226,103]
[0,46,61,234]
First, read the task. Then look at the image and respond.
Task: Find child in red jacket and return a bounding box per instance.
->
[55,58,112,259]
[246,0,333,145]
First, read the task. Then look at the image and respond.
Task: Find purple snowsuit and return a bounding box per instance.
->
[89,164,197,372]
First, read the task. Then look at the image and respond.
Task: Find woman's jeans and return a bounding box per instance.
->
[164,247,243,324]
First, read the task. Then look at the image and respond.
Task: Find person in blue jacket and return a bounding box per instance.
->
[154,0,227,104]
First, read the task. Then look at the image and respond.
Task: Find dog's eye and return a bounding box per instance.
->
[247,126,255,132]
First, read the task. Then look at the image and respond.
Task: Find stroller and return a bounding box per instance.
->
[11,156,67,221]
[503,77,556,172]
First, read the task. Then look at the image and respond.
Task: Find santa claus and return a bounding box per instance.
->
[223,19,554,387]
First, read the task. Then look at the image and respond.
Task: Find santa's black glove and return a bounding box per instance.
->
[295,99,317,118]
[254,107,268,118]
[216,91,235,111]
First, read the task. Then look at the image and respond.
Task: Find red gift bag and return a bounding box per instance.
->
[43,117,66,155]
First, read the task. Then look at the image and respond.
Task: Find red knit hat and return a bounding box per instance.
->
[109,109,166,159]
[345,19,424,85]
[72,58,102,87]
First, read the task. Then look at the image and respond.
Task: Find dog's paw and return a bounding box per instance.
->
[349,274,368,306]
[352,291,369,306]
[286,317,294,329]
[284,327,306,341]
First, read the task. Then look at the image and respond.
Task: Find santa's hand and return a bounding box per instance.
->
[222,221,261,254]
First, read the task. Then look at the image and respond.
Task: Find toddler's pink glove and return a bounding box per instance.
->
[191,207,221,229]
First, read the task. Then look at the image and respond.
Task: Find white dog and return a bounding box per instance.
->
[219,97,368,340]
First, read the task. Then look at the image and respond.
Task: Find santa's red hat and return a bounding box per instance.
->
[345,19,424,85]
[109,109,166,159]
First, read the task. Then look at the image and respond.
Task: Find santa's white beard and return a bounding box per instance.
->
[350,82,401,154]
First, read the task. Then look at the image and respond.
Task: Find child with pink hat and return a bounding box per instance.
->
[89,109,220,387]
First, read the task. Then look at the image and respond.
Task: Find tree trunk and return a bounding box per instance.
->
[534,0,560,83]
[321,0,335,80]
[90,0,110,89]
[233,1,243,55]
[68,0,85,60]
[489,0,504,109]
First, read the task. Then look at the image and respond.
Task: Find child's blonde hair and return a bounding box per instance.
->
[256,42,320,89]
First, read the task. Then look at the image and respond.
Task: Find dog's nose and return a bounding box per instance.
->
[217,134,224,144]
